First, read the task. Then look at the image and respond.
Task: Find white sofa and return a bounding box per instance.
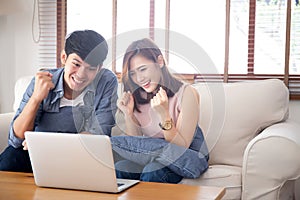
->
[0,76,300,200]
[0,76,33,153]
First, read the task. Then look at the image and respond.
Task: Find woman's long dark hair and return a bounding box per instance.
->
[121,38,183,112]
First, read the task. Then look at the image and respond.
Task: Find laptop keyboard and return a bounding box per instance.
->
[117,183,124,187]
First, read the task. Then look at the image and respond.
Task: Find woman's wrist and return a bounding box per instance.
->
[159,118,173,131]
[124,111,134,119]
[159,112,172,122]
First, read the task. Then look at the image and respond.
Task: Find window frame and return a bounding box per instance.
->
[55,0,300,99]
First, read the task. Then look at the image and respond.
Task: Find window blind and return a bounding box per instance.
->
[290,1,300,99]
[194,0,300,99]
[38,0,65,69]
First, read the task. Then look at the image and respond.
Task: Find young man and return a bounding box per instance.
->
[0,30,118,172]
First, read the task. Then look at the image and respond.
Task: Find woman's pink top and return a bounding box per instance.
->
[133,84,188,138]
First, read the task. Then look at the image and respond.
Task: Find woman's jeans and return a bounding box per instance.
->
[111,128,209,180]
[115,160,183,183]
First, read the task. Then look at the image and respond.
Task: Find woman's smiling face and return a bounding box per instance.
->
[129,55,162,93]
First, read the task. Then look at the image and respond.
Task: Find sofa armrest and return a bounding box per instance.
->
[242,120,300,200]
[0,112,14,153]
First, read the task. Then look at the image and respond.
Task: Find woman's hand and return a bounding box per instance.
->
[31,71,55,103]
[117,91,134,116]
[150,87,169,120]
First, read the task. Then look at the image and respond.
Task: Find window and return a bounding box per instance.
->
[254,0,286,74]
[229,0,249,74]
[115,0,151,72]
[169,1,226,74]
[40,0,300,99]
[67,0,112,39]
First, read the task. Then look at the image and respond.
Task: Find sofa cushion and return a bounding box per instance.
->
[180,165,242,200]
[13,76,32,112]
[192,79,289,167]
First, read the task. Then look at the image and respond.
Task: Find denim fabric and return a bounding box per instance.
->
[35,107,79,133]
[8,68,118,148]
[115,160,183,183]
[0,146,32,172]
[111,126,209,179]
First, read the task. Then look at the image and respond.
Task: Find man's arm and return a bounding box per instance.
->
[9,72,54,148]
[13,72,54,139]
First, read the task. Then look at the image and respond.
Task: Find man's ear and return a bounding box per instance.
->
[157,55,165,68]
[97,64,103,72]
[60,50,67,66]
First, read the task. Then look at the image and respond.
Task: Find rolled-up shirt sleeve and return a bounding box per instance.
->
[8,77,41,148]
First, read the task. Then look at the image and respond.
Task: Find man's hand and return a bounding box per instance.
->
[31,71,55,103]
[22,140,28,150]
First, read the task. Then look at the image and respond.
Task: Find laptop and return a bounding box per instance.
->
[25,131,139,193]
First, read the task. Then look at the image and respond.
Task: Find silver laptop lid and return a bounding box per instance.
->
[25,132,121,193]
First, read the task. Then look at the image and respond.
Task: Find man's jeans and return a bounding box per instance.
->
[0,146,32,172]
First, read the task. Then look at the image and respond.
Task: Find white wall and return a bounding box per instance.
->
[0,0,39,112]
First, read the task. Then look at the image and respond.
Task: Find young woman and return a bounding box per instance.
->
[111,38,209,183]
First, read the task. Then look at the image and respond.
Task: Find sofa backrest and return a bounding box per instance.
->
[13,76,289,167]
[13,76,33,112]
[192,79,289,167]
